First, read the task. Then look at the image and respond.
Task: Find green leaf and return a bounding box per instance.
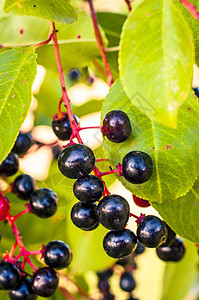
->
[119,0,194,127]
[173,0,199,66]
[4,0,77,24]
[102,81,199,204]
[0,47,37,163]
[161,240,198,299]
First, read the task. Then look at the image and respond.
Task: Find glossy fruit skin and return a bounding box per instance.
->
[12,133,32,155]
[0,152,19,177]
[13,175,36,200]
[73,175,104,203]
[102,110,132,143]
[58,144,95,179]
[30,188,58,218]
[0,194,10,221]
[9,277,37,300]
[122,151,153,184]
[133,195,150,208]
[134,241,145,256]
[31,267,59,297]
[0,262,21,290]
[71,202,99,231]
[193,87,199,98]
[161,223,176,247]
[68,68,81,81]
[98,194,130,230]
[52,114,79,141]
[103,229,137,259]
[156,238,185,262]
[116,254,137,268]
[44,240,72,269]
[137,215,168,248]
[120,271,136,292]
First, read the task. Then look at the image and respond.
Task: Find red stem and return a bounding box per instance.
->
[180,0,199,20]
[100,170,119,176]
[34,22,54,49]
[12,208,29,222]
[79,126,102,131]
[125,0,132,12]
[96,158,108,162]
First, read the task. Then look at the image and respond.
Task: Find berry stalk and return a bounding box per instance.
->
[180,0,199,20]
[125,0,132,12]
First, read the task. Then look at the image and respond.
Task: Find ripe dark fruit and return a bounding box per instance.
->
[161,223,176,247]
[73,175,104,203]
[30,188,58,218]
[97,269,113,280]
[116,254,136,267]
[31,267,59,297]
[13,174,36,200]
[156,238,185,262]
[0,194,10,221]
[98,278,109,293]
[133,195,150,208]
[193,87,199,98]
[71,202,99,231]
[58,144,95,179]
[0,262,21,290]
[134,241,145,256]
[9,277,37,300]
[68,68,81,81]
[137,215,168,248]
[103,229,137,258]
[0,152,19,177]
[102,110,132,143]
[44,240,72,269]
[12,133,32,155]
[52,113,79,141]
[122,151,153,184]
[120,271,136,292]
[98,194,130,230]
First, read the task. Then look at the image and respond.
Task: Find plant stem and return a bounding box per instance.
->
[125,0,132,12]
[180,0,199,20]
[34,22,54,49]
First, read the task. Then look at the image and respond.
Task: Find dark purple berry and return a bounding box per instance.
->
[161,223,176,247]
[44,240,72,269]
[98,278,110,293]
[52,114,79,141]
[98,194,130,230]
[0,262,21,290]
[193,87,199,98]
[12,133,32,155]
[0,152,19,177]
[103,229,137,259]
[58,144,95,179]
[137,215,168,248]
[102,110,132,143]
[97,269,113,280]
[0,194,10,221]
[71,202,99,231]
[134,241,145,256]
[68,68,81,81]
[116,254,136,268]
[32,267,59,297]
[52,145,62,159]
[156,238,185,262]
[9,277,37,300]
[120,271,136,292]
[13,174,36,200]
[30,188,58,218]
[73,175,104,203]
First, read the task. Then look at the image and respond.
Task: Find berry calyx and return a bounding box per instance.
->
[58,144,95,179]
[12,133,32,155]
[136,215,168,248]
[0,262,21,290]
[13,174,36,200]
[156,238,185,262]
[71,202,99,231]
[122,151,153,184]
[98,194,130,230]
[132,195,150,208]
[0,152,19,177]
[102,110,132,143]
[120,271,136,292]
[9,277,37,300]
[52,113,79,141]
[0,194,10,221]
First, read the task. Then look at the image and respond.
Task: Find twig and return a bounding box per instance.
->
[125,0,132,12]
[34,22,54,49]
[180,0,199,20]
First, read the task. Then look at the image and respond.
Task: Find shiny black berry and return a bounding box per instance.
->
[13,174,36,200]
[193,87,199,98]
[156,238,185,262]
[58,144,95,179]
[68,68,81,81]
[30,188,58,218]
[73,175,104,203]
[0,152,19,177]
[12,133,32,155]
[97,269,113,280]
[71,202,99,231]
[102,110,132,143]
[98,278,110,293]
[0,262,21,290]
[161,223,176,247]
[98,194,130,230]
[137,215,168,248]
[116,254,136,267]
[122,151,153,184]
[31,267,59,297]
[120,271,136,292]
[103,229,137,259]
[44,240,72,269]
[9,277,37,300]
[134,241,145,256]
[52,114,79,141]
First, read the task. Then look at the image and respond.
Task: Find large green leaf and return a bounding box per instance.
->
[4,0,77,24]
[119,0,194,128]
[0,47,37,163]
[102,81,199,204]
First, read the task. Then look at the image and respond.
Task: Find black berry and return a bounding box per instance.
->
[73,175,104,203]
[13,174,36,200]
[68,68,81,81]
[116,254,137,268]
[71,202,99,231]
[0,262,21,290]
[30,188,58,218]
[98,194,130,230]
[9,277,37,300]
[193,87,199,98]
[58,144,95,179]
[31,267,59,297]
[0,152,19,177]
[44,240,72,269]
[97,268,113,280]
[12,133,32,155]
[137,215,168,248]
[103,229,137,259]
[0,194,10,221]
[98,278,110,293]
[52,114,79,141]
[102,110,132,143]
[134,241,145,256]
[161,223,176,247]
[120,271,136,292]
[156,238,185,262]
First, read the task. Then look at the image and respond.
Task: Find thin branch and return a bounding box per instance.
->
[125,0,132,12]
[34,22,54,49]
[180,0,199,20]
